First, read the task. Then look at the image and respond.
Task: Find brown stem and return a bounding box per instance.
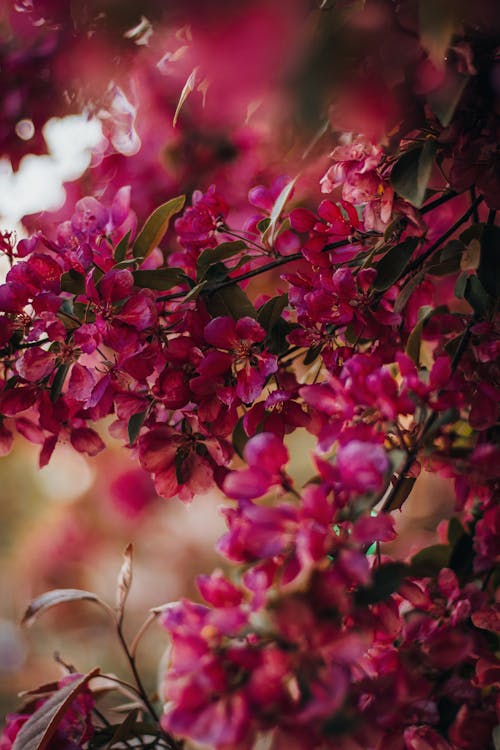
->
[403,195,483,279]
[157,237,360,303]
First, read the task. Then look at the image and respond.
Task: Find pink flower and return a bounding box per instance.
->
[223,432,290,500]
[204,316,277,403]
[336,441,389,494]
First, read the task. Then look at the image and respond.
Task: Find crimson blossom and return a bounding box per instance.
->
[0,1,499,750]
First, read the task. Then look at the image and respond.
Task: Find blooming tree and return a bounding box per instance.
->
[0,1,499,749]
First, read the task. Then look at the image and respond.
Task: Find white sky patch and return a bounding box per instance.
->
[0,115,103,226]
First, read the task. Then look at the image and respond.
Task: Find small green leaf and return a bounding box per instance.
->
[133,268,189,291]
[405,304,434,364]
[128,411,147,445]
[60,270,85,295]
[262,176,298,246]
[394,270,426,313]
[114,230,131,263]
[50,363,70,403]
[384,476,416,512]
[196,240,246,281]
[478,224,500,298]
[205,284,256,320]
[410,544,450,577]
[454,271,468,299]
[232,417,249,459]
[464,275,491,317]
[303,343,323,365]
[374,237,419,291]
[133,195,185,259]
[257,293,288,329]
[257,217,271,233]
[355,563,408,606]
[390,141,436,208]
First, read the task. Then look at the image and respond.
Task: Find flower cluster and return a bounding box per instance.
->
[0,1,499,749]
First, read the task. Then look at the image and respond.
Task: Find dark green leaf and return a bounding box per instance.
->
[478,224,500,298]
[12,668,100,750]
[303,343,323,365]
[374,237,419,291]
[464,275,491,316]
[200,262,258,320]
[454,271,468,299]
[355,563,408,606]
[394,270,425,313]
[405,304,434,364]
[383,476,416,512]
[257,293,288,330]
[257,217,271,233]
[449,530,474,578]
[132,268,189,291]
[50,363,70,403]
[127,411,147,445]
[197,240,246,281]
[266,318,295,356]
[114,230,131,263]
[447,517,465,547]
[232,417,249,459]
[410,544,450,577]
[390,141,436,208]
[60,269,85,295]
[133,195,185,259]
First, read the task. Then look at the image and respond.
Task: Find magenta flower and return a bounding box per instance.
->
[336,440,389,494]
[204,316,277,403]
[223,432,290,500]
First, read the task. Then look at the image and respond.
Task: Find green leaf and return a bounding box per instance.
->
[128,411,147,445]
[374,237,419,291]
[478,224,500,298]
[232,417,249,459]
[464,275,491,317]
[60,269,85,295]
[454,271,468,299]
[410,544,450,577]
[12,668,100,750]
[394,270,426,313]
[303,343,323,365]
[50,363,70,403]
[390,141,436,208]
[114,230,131,263]
[257,293,288,330]
[257,217,271,233]
[447,517,465,547]
[383,476,416,512]
[262,176,298,246]
[355,563,408,606]
[205,284,256,320]
[419,0,456,68]
[132,268,189,291]
[133,195,186,259]
[196,240,247,281]
[203,265,256,319]
[405,304,434,364]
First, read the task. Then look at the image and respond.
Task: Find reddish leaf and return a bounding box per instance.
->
[12,668,99,750]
